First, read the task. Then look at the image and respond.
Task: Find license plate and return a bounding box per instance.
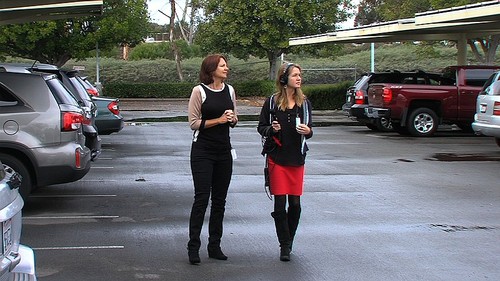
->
[3,219,12,254]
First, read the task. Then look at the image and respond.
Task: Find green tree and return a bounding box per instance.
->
[377,0,431,21]
[0,0,149,67]
[354,0,383,26]
[195,0,353,80]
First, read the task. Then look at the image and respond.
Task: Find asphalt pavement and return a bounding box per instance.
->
[22,118,500,281]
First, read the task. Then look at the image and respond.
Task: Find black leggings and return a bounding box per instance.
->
[274,195,300,213]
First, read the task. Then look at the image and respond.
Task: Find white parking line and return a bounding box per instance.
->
[33,246,124,250]
[24,216,119,219]
[89,166,114,169]
[77,180,117,182]
[29,194,117,198]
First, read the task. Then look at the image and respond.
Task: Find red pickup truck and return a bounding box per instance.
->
[365,65,500,136]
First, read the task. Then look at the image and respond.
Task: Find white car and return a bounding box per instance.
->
[0,160,37,280]
[472,77,500,147]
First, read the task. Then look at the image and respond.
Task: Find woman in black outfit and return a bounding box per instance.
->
[257,63,313,261]
[187,54,238,264]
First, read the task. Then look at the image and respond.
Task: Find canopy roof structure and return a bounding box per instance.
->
[289,0,500,64]
[0,0,103,25]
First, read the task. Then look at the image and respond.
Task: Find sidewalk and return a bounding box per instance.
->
[119,98,357,125]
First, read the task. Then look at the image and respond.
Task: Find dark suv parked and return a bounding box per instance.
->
[0,71,91,199]
[342,70,445,131]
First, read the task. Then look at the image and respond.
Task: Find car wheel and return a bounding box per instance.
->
[0,153,32,200]
[495,137,500,148]
[407,108,438,137]
[375,117,393,132]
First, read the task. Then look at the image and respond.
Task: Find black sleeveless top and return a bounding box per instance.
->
[194,84,234,152]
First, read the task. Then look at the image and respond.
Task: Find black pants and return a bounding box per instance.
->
[188,145,233,252]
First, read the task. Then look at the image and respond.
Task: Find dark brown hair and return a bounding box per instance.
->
[199,54,228,84]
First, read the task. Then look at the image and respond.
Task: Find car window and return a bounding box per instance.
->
[67,76,92,102]
[46,77,80,106]
[0,84,19,106]
[489,80,500,95]
[353,75,369,87]
[464,69,497,87]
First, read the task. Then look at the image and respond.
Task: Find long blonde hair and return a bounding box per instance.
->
[274,63,305,111]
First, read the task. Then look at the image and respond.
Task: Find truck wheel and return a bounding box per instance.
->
[407,108,438,137]
[375,117,393,132]
[0,153,32,200]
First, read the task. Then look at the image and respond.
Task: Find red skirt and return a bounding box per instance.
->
[268,157,304,196]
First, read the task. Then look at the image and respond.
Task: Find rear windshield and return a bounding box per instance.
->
[46,77,80,106]
[465,69,498,87]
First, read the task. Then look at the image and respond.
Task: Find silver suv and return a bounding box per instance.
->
[0,71,92,199]
[0,160,37,280]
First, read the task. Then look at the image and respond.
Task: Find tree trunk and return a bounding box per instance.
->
[170,0,184,81]
[267,51,282,81]
[121,45,130,61]
[51,53,71,68]
[188,0,197,44]
[486,34,500,64]
[467,36,500,65]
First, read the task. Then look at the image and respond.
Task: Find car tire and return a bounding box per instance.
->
[407,108,438,137]
[0,153,32,200]
[375,117,393,132]
[495,137,500,148]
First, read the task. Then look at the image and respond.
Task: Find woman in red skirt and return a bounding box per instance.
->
[257,63,313,261]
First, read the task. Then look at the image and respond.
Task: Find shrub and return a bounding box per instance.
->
[102,80,351,109]
[103,82,195,98]
[304,81,352,110]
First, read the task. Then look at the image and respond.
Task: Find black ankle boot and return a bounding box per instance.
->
[280,246,290,261]
[188,251,200,264]
[208,247,228,260]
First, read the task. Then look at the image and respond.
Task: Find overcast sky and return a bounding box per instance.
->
[147,0,359,28]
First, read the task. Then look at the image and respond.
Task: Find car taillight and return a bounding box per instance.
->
[354,90,365,104]
[62,112,83,131]
[108,101,120,115]
[86,88,99,96]
[494,101,500,116]
[382,87,393,104]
